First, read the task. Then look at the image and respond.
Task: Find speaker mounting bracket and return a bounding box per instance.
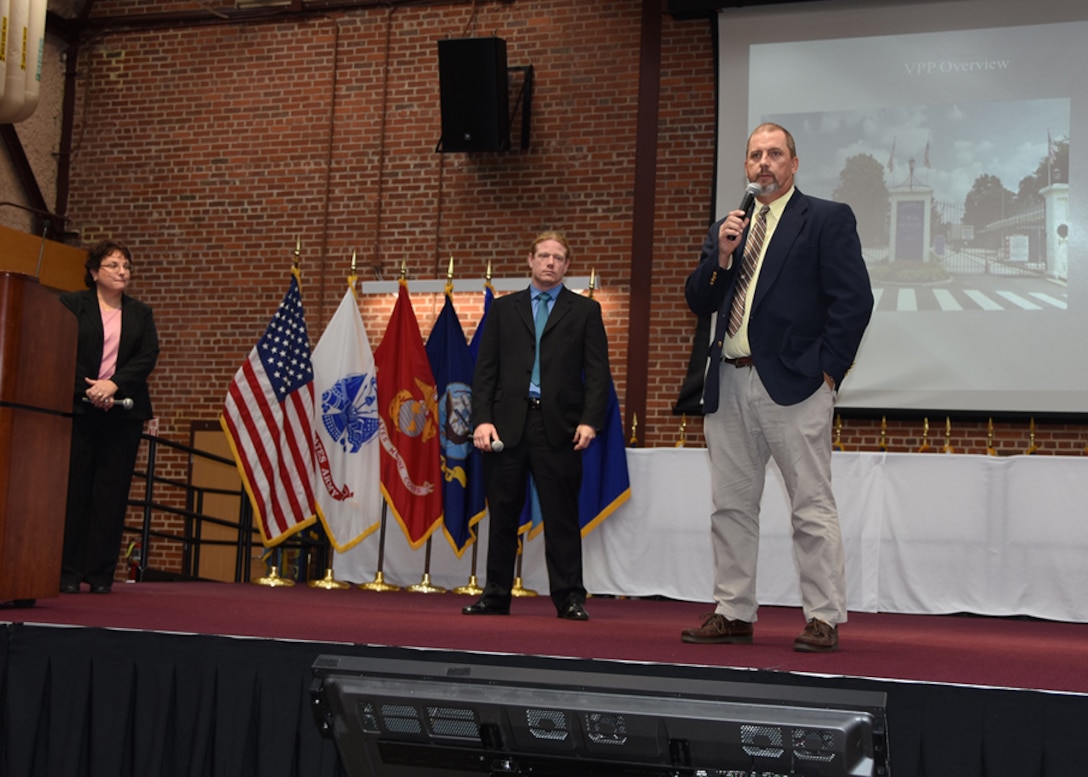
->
[508,65,533,151]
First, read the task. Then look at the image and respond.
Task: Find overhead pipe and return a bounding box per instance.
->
[0,1,8,106]
[8,0,46,122]
[0,0,28,122]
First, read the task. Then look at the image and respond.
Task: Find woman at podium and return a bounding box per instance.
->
[59,240,159,594]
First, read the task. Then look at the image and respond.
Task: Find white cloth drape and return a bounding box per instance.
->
[334,450,1088,623]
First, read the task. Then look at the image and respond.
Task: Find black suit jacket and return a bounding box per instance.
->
[472,286,610,448]
[685,188,873,410]
[60,288,160,420]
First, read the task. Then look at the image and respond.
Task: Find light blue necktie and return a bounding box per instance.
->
[531,291,552,388]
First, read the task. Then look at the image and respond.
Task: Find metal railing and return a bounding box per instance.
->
[124,434,327,583]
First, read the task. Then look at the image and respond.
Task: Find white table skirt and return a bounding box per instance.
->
[333,450,1088,622]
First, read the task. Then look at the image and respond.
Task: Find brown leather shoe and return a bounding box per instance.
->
[793,618,839,652]
[680,613,753,644]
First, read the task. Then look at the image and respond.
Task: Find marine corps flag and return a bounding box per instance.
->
[426,292,484,556]
[374,279,443,549]
[311,285,381,553]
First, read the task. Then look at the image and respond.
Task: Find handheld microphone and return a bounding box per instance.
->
[738,182,763,220]
[490,439,504,453]
[83,397,134,409]
[722,182,765,239]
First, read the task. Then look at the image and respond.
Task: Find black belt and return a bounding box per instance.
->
[526,397,542,409]
[723,356,754,368]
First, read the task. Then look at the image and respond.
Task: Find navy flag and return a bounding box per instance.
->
[426,291,484,556]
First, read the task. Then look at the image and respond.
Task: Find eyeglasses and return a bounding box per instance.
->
[100,262,133,274]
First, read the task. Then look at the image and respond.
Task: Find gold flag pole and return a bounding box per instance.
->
[454,264,491,597]
[987,418,997,456]
[878,415,887,452]
[254,547,295,587]
[512,256,548,599]
[942,416,954,454]
[1025,417,1038,455]
[628,412,639,446]
[452,543,484,595]
[832,414,845,451]
[511,540,538,597]
[408,257,452,595]
[254,241,308,589]
[359,261,410,593]
[309,250,359,591]
[917,417,931,452]
[675,414,686,448]
[359,501,401,592]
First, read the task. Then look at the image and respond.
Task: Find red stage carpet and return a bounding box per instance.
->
[4,581,1088,777]
[6,580,1087,694]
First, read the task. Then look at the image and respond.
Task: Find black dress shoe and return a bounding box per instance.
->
[557,601,589,621]
[462,600,509,616]
[89,584,112,594]
[60,581,80,594]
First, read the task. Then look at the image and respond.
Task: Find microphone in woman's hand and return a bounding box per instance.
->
[83,397,134,409]
[490,439,504,453]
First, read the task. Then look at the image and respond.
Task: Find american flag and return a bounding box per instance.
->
[221,268,318,546]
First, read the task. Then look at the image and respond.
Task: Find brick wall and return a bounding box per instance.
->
[67,1,1085,508]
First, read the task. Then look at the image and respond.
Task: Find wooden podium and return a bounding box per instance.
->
[0,271,77,605]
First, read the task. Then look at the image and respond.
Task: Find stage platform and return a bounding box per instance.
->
[3,581,1086,776]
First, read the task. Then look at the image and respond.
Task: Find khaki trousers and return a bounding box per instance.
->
[703,361,846,625]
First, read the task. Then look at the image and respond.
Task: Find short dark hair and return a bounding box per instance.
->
[84,240,132,288]
[748,122,797,158]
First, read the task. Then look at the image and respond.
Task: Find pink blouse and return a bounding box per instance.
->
[99,306,122,379]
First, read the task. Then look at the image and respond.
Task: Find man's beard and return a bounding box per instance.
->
[756,177,780,196]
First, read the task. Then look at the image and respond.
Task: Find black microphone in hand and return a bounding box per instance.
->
[738,182,763,220]
[83,397,134,409]
[722,182,765,239]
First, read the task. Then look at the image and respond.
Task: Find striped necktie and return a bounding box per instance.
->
[727,204,770,337]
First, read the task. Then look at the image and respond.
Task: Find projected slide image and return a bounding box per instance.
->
[723,11,1088,413]
[769,98,1070,315]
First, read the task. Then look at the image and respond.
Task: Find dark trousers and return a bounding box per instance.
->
[62,410,144,588]
[482,407,585,611]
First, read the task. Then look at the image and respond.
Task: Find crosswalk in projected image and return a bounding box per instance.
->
[872,284,1068,312]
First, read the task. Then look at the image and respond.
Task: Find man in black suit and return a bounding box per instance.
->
[683,123,873,651]
[463,231,611,620]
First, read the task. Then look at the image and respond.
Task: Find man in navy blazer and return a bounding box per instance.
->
[464,231,611,620]
[683,123,873,652]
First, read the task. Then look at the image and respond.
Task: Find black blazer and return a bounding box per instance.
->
[472,286,610,449]
[59,288,159,420]
[685,189,873,410]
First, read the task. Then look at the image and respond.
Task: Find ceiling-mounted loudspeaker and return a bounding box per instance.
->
[437,38,510,153]
[669,0,831,20]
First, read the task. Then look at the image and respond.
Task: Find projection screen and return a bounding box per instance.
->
[714,0,1086,414]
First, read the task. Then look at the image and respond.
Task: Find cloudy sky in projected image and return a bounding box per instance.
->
[770,98,1069,210]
